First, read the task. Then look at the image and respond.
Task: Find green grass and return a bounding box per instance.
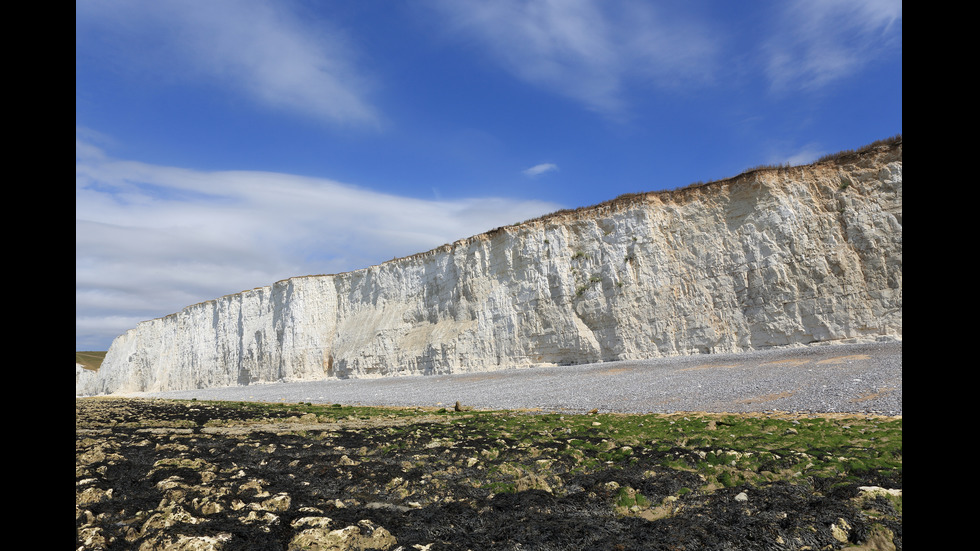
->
[75,351,107,370]
[615,486,651,509]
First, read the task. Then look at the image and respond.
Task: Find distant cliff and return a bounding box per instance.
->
[77,139,902,395]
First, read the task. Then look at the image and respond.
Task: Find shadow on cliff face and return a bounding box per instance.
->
[76,399,901,551]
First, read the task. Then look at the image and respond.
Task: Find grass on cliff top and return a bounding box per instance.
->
[148,399,903,495]
[76,351,106,370]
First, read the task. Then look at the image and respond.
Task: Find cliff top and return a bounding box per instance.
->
[503,135,902,231]
[76,351,106,371]
[324,134,903,274]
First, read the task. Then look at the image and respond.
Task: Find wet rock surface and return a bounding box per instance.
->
[77,398,901,550]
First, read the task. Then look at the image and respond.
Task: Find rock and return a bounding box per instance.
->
[77,526,108,549]
[241,510,279,527]
[137,533,233,551]
[514,472,553,494]
[140,505,202,536]
[831,517,851,543]
[79,141,902,395]
[288,519,397,551]
[858,486,902,498]
[76,399,903,551]
[857,525,898,551]
[77,486,112,506]
[259,493,292,512]
[292,516,333,529]
[194,498,224,516]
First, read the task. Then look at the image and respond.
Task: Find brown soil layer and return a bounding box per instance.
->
[76,398,901,550]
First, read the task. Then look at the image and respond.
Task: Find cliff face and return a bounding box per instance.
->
[77,141,902,395]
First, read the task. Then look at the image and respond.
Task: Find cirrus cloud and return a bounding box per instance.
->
[426,0,718,119]
[763,0,902,93]
[76,0,381,127]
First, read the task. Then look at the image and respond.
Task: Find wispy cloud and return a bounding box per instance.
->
[426,0,901,113]
[427,0,717,118]
[763,0,902,92]
[75,137,562,349]
[76,0,380,127]
[523,163,559,177]
[764,142,827,167]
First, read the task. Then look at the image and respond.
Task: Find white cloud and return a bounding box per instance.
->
[76,0,380,127]
[427,0,717,118]
[523,163,559,177]
[426,0,901,111]
[75,139,562,350]
[763,0,902,92]
[779,144,826,167]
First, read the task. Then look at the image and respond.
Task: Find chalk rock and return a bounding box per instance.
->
[78,141,902,395]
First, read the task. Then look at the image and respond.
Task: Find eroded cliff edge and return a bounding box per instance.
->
[78,140,902,395]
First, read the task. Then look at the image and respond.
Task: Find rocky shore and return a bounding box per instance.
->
[76,398,902,550]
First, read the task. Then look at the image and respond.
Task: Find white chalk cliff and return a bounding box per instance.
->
[77,139,902,396]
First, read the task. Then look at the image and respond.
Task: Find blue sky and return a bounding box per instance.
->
[76,0,902,351]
